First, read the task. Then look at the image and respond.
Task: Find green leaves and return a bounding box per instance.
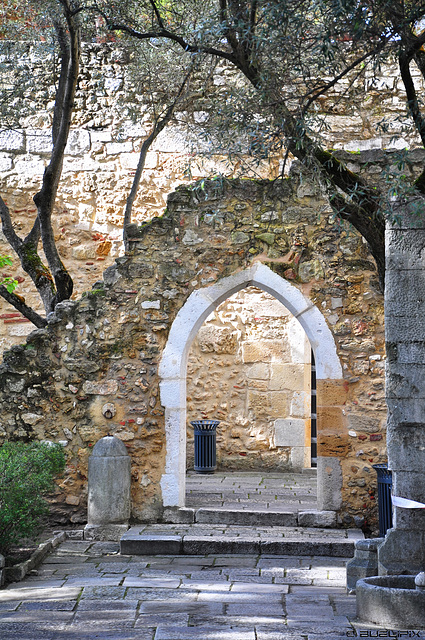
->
[0,255,18,293]
[0,441,66,554]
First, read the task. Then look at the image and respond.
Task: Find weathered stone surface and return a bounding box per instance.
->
[297,510,337,528]
[0,177,385,528]
[346,537,383,591]
[87,436,131,525]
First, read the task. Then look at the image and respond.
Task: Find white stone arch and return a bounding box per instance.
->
[159,262,342,507]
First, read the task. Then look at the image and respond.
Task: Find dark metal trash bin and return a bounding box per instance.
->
[372,463,393,536]
[191,420,220,474]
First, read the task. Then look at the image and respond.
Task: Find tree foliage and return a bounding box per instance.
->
[102,0,425,288]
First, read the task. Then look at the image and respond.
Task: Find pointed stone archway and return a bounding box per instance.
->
[159,262,343,510]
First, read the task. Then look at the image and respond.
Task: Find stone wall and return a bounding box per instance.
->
[0,177,386,529]
[0,41,424,360]
[187,287,311,471]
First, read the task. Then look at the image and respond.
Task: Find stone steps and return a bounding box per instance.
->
[120,524,363,558]
[163,506,338,528]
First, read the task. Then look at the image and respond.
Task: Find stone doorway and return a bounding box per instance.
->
[159,262,343,513]
[186,286,313,474]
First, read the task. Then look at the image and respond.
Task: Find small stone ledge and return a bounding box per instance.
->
[163,507,195,524]
[83,523,129,542]
[119,527,359,558]
[297,510,337,528]
[3,531,65,584]
[195,508,297,527]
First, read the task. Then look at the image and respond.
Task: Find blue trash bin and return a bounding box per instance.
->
[191,420,220,473]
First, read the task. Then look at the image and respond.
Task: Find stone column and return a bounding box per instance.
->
[378,203,425,575]
[84,436,131,541]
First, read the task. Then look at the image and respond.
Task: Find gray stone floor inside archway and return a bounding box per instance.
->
[186,469,317,511]
[185,470,318,527]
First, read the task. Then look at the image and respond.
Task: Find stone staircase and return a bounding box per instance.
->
[120,471,364,557]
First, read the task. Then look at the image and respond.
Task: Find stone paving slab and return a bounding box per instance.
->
[1,540,417,639]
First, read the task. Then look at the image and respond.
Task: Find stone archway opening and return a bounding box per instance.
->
[186,285,313,474]
[184,284,317,514]
[159,263,343,513]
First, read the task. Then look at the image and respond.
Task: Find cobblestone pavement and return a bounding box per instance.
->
[0,539,396,640]
[186,471,317,513]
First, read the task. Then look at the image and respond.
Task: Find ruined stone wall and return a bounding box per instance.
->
[187,287,311,471]
[0,41,424,360]
[0,177,386,529]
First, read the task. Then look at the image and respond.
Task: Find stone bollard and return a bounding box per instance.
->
[84,436,131,542]
[346,537,384,592]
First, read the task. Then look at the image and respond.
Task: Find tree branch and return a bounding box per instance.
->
[399,50,425,149]
[33,0,79,310]
[149,0,165,29]
[0,286,47,328]
[123,67,193,249]
[302,37,390,114]
[329,192,385,290]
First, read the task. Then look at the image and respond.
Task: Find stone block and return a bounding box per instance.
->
[347,414,382,433]
[195,508,297,527]
[247,363,270,380]
[84,523,130,542]
[260,538,354,557]
[346,538,383,591]
[242,340,290,363]
[151,127,191,153]
[163,507,195,524]
[106,141,133,155]
[26,129,52,153]
[269,364,304,391]
[316,379,348,406]
[83,380,119,395]
[290,391,309,418]
[0,153,12,171]
[317,407,345,433]
[317,432,349,457]
[14,153,45,175]
[317,456,343,511]
[297,510,337,528]
[274,418,305,447]
[248,390,269,415]
[0,129,24,151]
[65,130,91,155]
[378,529,425,575]
[385,228,425,270]
[268,391,290,418]
[386,364,425,398]
[182,536,260,555]
[387,425,425,472]
[120,533,182,555]
[385,312,425,342]
[197,325,237,354]
[290,445,307,470]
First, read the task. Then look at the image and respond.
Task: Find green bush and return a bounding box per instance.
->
[0,441,66,554]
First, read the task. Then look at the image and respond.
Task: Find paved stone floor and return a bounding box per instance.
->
[185,471,317,513]
[0,539,406,640]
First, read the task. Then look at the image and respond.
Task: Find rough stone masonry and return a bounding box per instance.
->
[0,177,386,529]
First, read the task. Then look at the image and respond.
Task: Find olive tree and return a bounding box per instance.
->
[103,0,425,289]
